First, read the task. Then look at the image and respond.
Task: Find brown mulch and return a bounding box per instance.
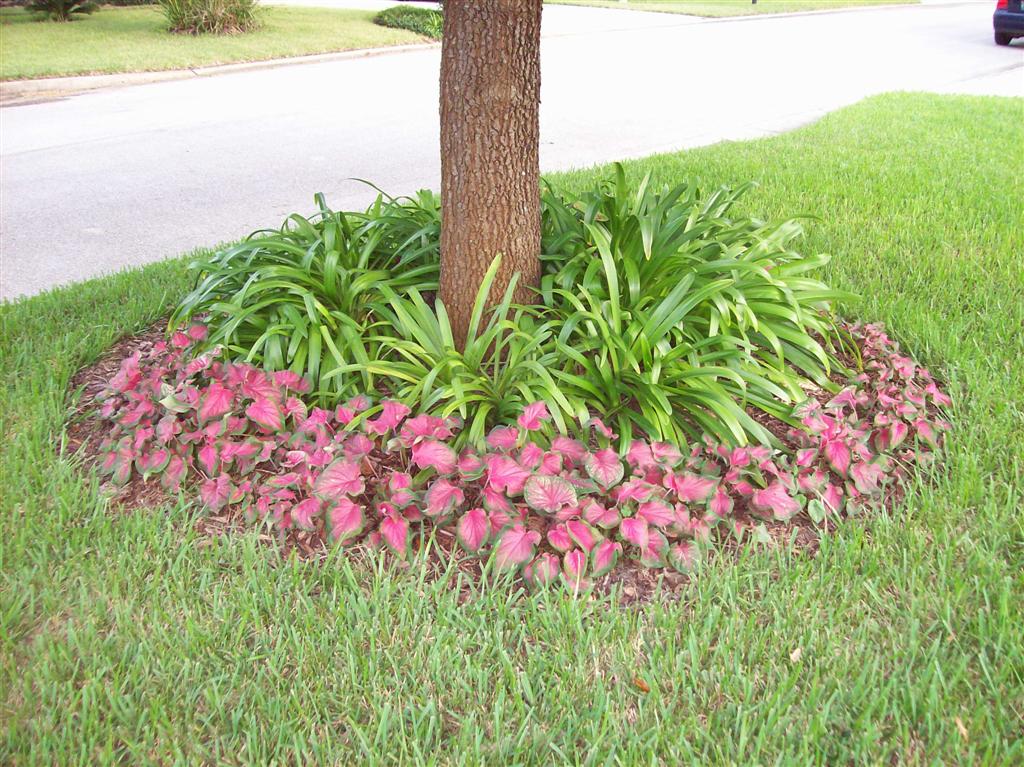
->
[63,323,866,606]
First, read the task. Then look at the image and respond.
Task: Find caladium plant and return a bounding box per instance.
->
[91,319,951,592]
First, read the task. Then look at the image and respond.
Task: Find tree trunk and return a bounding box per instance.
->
[438,0,543,348]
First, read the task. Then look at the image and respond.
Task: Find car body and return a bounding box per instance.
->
[994,0,1024,45]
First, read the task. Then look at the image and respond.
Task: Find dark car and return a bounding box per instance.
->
[995,0,1024,45]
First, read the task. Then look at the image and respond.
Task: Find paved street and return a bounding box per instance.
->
[1,1,1021,299]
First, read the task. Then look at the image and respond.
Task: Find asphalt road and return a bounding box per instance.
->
[1,1,1021,300]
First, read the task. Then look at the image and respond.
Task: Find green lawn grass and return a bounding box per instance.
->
[2,93,1022,764]
[0,6,427,80]
[548,0,919,16]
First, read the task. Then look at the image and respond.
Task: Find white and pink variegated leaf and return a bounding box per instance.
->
[590,539,622,577]
[492,524,541,572]
[518,442,544,469]
[458,450,485,481]
[822,483,844,512]
[197,444,219,476]
[584,448,624,489]
[330,499,365,543]
[523,474,578,514]
[456,508,490,553]
[640,531,669,569]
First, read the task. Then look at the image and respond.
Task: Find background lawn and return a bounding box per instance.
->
[0,6,428,80]
[549,0,919,16]
[1,93,1022,764]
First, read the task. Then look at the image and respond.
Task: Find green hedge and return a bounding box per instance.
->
[373,4,442,39]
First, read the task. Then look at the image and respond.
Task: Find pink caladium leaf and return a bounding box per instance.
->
[273,369,311,393]
[565,519,600,552]
[619,516,649,550]
[562,549,588,589]
[518,442,544,469]
[551,436,586,464]
[668,541,701,574]
[200,474,233,512]
[161,454,187,492]
[822,483,844,512]
[197,444,219,476]
[517,401,550,432]
[640,531,668,569]
[913,419,940,448]
[590,539,622,577]
[379,511,410,559]
[539,452,563,475]
[411,439,458,475]
[198,382,233,424]
[314,458,365,499]
[626,440,656,471]
[424,478,465,518]
[751,481,801,521]
[637,499,675,528]
[795,448,818,468]
[850,461,884,496]
[486,426,520,451]
[155,415,181,444]
[824,439,851,477]
[329,498,364,543]
[584,448,624,489]
[582,499,619,529]
[365,400,411,436]
[245,397,284,433]
[291,497,322,530]
[398,414,452,447]
[136,448,171,478]
[523,475,577,514]
[708,486,734,518]
[666,472,717,503]
[492,523,541,571]
[456,508,490,553]
[485,455,531,495]
[547,524,572,552]
[650,441,684,467]
[523,553,560,588]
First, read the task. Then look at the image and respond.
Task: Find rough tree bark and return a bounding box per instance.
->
[438,0,543,348]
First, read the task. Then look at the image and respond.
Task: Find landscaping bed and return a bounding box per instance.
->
[2,94,1021,763]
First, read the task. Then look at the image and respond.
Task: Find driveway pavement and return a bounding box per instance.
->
[1,1,1021,299]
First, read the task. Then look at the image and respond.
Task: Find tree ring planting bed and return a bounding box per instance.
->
[66,316,952,601]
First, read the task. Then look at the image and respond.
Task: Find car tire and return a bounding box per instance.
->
[995,31,1013,46]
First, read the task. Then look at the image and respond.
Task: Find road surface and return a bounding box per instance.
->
[1,1,1021,299]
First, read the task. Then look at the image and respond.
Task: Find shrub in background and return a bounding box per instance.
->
[160,0,260,34]
[374,4,442,39]
[25,0,96,21]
